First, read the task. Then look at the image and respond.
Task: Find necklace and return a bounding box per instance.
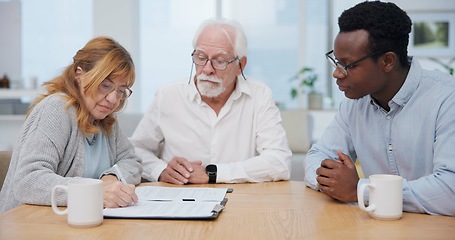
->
[86,134,97,146]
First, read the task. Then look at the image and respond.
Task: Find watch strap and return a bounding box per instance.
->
[206,164,217,184]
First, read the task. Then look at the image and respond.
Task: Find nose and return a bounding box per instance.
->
[332,67,346,79]
[202,59,215,75]
[105,90,120,103]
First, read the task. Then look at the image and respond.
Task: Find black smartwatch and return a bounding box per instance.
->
[205,164,217,184]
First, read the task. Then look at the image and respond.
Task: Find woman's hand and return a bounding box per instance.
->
[101,175,138,208]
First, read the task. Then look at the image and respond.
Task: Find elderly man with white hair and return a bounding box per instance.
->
[131,18,291,184]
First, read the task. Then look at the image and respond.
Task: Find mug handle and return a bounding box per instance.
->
[51,185,68,215]
[358,183,376,212]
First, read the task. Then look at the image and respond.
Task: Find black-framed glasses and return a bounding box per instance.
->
[325,50,385,76]
[191,50,239,70]
[98,79,132,100]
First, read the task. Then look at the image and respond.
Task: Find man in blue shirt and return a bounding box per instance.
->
[304,1,455,216]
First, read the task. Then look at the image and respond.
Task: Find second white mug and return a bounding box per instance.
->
[357,174,403,220]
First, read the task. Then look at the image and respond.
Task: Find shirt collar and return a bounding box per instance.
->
[187,77,200,103]
[369,59,421,109]
[390,59,421,107]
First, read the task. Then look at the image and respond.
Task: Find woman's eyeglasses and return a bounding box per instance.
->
[98,80,132,100]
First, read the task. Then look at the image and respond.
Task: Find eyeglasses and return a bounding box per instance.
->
[191,51,239,70]
[325,50,385,76]
[98,79,132,100]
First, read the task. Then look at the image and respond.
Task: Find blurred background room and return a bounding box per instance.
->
[1,0,454,161]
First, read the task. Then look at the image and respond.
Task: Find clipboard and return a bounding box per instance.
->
[103,187,232,220]
[103,198,228,220]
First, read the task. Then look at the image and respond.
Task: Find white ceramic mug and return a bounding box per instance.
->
[51,178,103,227]
[357,174,403,220]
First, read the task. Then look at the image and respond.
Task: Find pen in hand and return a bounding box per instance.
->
[112,164,137,206]
[113,164,127,183]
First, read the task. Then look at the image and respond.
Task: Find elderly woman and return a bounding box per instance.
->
[0,37,142,213]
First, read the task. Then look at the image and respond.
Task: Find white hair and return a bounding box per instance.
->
[192,18,248,58]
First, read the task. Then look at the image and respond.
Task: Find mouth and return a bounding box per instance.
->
[199,79,221,84]
[98,105,112,112]
[338,85,349,92]
[336,80,349,92]
[197,74,222,84]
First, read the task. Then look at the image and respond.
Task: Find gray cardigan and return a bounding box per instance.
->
[0,94,142,213]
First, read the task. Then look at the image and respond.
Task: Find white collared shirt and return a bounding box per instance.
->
[130,76,291,183]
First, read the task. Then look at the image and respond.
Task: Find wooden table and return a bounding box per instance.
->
[0,181,453,240]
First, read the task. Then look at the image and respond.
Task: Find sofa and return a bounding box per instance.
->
[0,151,12,190]
[280,109,312,181]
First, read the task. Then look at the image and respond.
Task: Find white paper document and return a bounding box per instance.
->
[103,186,229,219]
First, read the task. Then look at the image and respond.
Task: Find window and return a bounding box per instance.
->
[17,0,332,112]
[138,0,216,111]
[138,0,310,111]
[21,0,92,88]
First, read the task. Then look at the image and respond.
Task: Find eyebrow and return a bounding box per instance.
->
[104,78,128,88]
[333,54,350,65]
[194,48,229,57]
[331,52,344,62]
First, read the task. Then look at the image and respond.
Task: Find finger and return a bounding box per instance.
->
[110,186,132,207]
[175,158,194,172]
[318,185,333,197]
[163,169,187,184]
[125,184,139,203]
[336,150,355,169]
[121,184,139,203]
[104,199,119,208]
[316,174,333,187]
[316,166,331,177]
[168,167,190,183]
[120,182,135,194]
[117,195,132,207]
[104,193,125,208]
[169,158,192,177]
[192,160,203,165]
[131,191,139,203]
[173,164,191,178]
[320,159,342,169]
[109,192,131,207]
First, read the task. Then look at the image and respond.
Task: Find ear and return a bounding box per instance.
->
[75,67,83,83]
[382,52,396,73]
[75,66,83,75]
[238,56,247,73]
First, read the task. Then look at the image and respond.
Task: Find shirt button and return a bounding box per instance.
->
[386,115,391,120]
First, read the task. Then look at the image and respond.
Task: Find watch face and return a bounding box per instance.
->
[206,164,217,172]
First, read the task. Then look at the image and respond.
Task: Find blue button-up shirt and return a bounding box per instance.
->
[304,60,455,216]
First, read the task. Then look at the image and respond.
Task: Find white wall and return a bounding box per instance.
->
[0,0,21,84]
[93,0,141,113]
